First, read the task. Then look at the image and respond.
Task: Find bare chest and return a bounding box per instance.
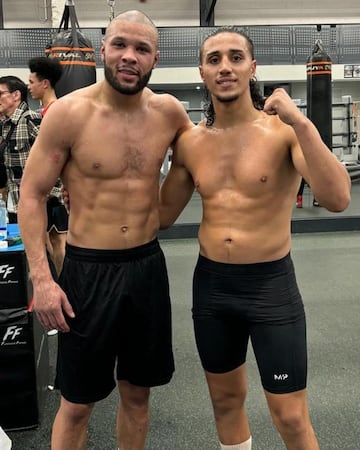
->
[70,115,173,179]
[187,126,292,196]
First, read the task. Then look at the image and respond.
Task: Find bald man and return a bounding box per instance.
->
[18,10,192,450]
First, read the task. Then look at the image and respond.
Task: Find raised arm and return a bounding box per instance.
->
[264,88,351,212]
[18,98,74,331]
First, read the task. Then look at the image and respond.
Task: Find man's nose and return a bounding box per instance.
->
[121,46,137,62]
[219,57,231,73]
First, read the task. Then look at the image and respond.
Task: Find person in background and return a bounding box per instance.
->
[0,112,7,198]
[159,28,351,450]
[28,56,63,115]
[0,75,41,223]
[296,177,306,208]
[28,56,68,275]
[296,177,320,208]
[18,11,192,450]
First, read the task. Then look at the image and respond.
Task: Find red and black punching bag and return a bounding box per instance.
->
[45,1,96,97]
[306,39,333,150]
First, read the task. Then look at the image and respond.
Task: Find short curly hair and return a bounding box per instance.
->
[28,57,63,88]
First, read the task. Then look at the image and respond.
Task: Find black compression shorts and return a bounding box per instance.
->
[192,253,307,394]
[46,196,68,233]
[56,240,174,404]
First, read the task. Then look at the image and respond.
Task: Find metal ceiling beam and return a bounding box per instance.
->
[200,0,217,26]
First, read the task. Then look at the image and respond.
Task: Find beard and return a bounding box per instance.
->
[104,63,153,96]
[214,93,239,103]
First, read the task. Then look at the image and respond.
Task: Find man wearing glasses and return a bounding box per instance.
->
[0,76,42,223]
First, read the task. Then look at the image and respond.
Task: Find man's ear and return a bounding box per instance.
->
[153,50,160,69]
[199,65,205,82]
[250,59,257,80]
[100,40,105,62]
[13,90,22,102]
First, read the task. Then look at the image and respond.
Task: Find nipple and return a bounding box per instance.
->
[93,162,101,169]
[260,175,267,182]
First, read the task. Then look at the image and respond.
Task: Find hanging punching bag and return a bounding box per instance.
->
[45,0,96,97]
[306,39,333,150]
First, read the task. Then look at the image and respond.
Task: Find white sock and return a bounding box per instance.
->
[220,436,252,450]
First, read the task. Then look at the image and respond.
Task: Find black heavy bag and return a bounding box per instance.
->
[306,39,333,149]
[45,1,96,97]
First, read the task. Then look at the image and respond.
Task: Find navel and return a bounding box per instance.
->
[260,175,267,183]
[225,238,233,244]
[121,225,128,233]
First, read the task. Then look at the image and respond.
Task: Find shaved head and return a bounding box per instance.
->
[104,10,158,47]
[101,9,159,96]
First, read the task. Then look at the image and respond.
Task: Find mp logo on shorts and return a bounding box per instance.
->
[1,325,26,346]
[274,373,289,381]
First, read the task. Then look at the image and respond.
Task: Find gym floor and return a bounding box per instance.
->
[6,231,360,449]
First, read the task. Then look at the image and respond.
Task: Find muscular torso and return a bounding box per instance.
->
[179,112,301,263]
[59,86,185,249]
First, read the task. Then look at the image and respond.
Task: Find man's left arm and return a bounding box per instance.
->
[290,116,351,212]
[264,88,351,212]
[159,147,195,229]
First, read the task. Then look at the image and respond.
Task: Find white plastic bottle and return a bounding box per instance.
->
[0,193,8,240]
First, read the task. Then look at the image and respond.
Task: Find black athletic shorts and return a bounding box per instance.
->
[46,196,68,233]
[56,239,174,404]
[192,253,307,394]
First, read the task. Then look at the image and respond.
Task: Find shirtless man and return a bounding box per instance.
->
[159,28,351,450]
[18,11,191,450]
